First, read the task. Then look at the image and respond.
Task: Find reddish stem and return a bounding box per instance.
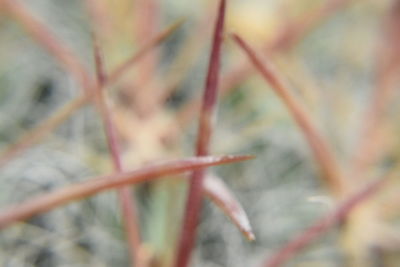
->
[1,0,94,95]
[0,155,253,230]
[232,33,345,196]
[106,19,184,86]
[92,37,141,264]
[175,0,351,128]
[175,1,226,266]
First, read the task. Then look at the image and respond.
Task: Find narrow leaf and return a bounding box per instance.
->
[92,36,142,262]
[175,0,351,129]
[0,20,180,168]
[204,174,255,241]
[133,0,161,87]
[232,34,344,196]
[1,0,94,94]
[93,34,107,87]
[106,19,185,85]
[175,1,226,266]
[268,0,351,51]
[0,155,253,230]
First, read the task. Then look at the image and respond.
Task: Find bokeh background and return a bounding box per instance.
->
[1,0,400,266]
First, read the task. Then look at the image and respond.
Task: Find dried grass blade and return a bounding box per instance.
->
[204,174,255,241]
[106,19,185,86]
[232,34,344,195]
[93,36,107,86]
[263,175,389,267]
[0,155,253,230]
[133,0,160,86]
[269,0,351,51]
[175,0,351,129]
[0,18,182,168]
[175,1,226,266]
[92,38,142,264]
[1,0,94,93]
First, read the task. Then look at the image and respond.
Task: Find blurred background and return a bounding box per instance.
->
[1,0,400,266]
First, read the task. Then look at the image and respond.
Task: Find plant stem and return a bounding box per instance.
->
[0,155,252,231]
[232,34,345,196]
[175,1,226,266]
[92,37,142,265]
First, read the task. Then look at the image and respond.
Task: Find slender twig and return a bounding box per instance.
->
[263,175,389,267]
[175,0,351,128]
[175,1,226,266]
[93,37,107,86]
[92,37,141,265]
[0,0,96,167]
[267,0,351,52]
[1,0,94,95]
[2,0,183,93]
[106,19,185,86]
[132,0,160,87]
[0,21,182,168]
[232,34,345,195]
[0,155,253,230]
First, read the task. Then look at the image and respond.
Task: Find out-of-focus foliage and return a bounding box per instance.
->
[1,0,400,266]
